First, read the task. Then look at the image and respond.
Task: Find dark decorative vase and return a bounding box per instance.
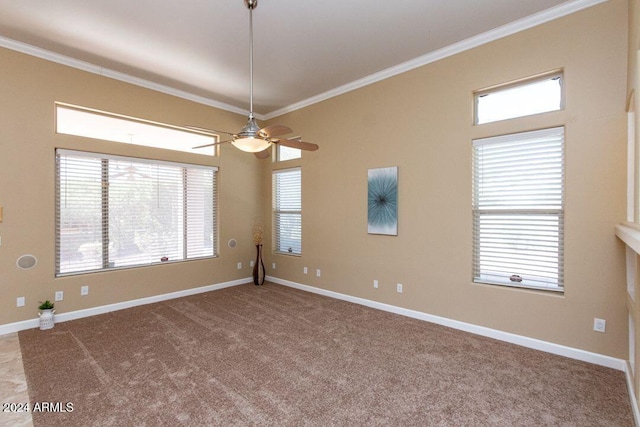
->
[253,244,265,286]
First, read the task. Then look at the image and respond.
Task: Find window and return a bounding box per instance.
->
[475,72,563,125]
[56,103,217,156]
[472,127,564,291]
[275,144,301,162]
[273,168,302,255]
[56,149,217,275]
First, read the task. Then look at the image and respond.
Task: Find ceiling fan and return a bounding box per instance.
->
[190,0,318,159]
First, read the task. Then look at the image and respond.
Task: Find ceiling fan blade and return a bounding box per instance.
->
[275,138,319,151]
[192,139,234,149]
[254,149,271,159]
[259,124,292,138]
[185,125,237,136]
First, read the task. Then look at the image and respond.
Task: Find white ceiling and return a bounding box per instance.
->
[0,0,602,118]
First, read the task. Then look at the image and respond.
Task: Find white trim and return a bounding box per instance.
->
[56,148,219,171]
[263,0,607,120]
[472,126,564,147]
[267,275,626,371]
[625,362,640,427]
[3,273,635,422]
[617,224,640,256]
[0,36,250,118]
[0,277,250,336]
[628,112,636,222]
[0,0,605,121]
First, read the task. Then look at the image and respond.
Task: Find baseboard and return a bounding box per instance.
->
[625,362,640,427]
[267,276,627,371]
[272,277,640,422]
[0,277,251,336]
[2,274,636,424]
[6,274,622,370]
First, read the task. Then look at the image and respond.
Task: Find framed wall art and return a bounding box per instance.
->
[367,166,398,235]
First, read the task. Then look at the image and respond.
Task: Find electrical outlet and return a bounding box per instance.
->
[16,297,25,307]
[272,263,276,270]
[81,286,89,296]
[594,318,606,333]
[250,260,255,268]
[316,269,321,277]
[237,262,242,270]
[304,267,308,274]
[55,291,64,301]
[397,283,403,293]
[374,280,379,289]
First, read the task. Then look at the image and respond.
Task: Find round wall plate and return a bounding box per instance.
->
[16,254,37,270]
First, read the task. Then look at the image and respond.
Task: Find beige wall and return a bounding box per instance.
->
[0,47,261,326]
[263,0,629,358]
[0,0,631,360]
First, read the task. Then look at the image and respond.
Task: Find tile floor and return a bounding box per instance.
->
[0,333,33,427]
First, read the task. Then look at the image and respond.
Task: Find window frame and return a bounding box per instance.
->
[55,149,218,276]
[472,127,565,292]
[274,143,302,162]
[55,103,218,156]
[272,167,302,256]
[474,71,564,125]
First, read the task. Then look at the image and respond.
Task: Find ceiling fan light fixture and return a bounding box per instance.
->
[188,0,318,157]
[232,137,271,153]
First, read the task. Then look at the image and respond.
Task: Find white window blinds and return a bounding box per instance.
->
[472,127,564,291]
[56,149,217,275]
[273,168,302,255]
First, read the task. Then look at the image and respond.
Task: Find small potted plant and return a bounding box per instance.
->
[38,300,55,330]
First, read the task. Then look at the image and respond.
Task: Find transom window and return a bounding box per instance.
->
[56,149,217,276]
[475,72,563,125]
[472,127,565,291]
[275,144,301,162]
[56,103,217,156]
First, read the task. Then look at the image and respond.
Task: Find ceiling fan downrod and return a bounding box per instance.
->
[188,0,318,156]
[246,0,257,117]
[238,0,259,140]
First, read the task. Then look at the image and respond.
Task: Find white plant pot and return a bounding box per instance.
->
[38,309,55,330]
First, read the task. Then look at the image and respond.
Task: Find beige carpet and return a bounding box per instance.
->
[19,282,634,426]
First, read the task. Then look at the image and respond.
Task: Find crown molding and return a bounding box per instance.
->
[263,0,607,120]
[0,0,606,121]
[0,35,250,117]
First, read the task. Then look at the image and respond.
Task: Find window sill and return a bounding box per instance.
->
[273,251,301,257]
[616,223,640,256]
[473,278,563,294]
[55,255,218,278]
